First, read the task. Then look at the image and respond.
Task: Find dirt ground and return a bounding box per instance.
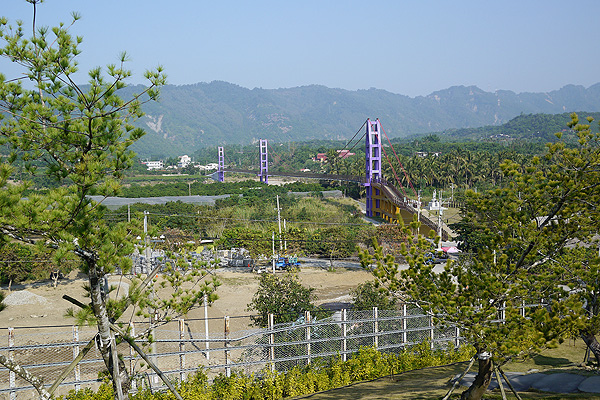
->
[0,265,373,330]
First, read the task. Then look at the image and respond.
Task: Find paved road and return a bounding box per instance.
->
[228,257,446,273]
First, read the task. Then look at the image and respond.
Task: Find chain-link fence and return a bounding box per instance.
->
[0,306,460,399]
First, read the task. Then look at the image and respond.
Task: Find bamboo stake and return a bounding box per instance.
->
[47,336,97,396]
[498,366,524,400]
[492,361,507,400]
[110,323,184,400]
[442,357,475,400]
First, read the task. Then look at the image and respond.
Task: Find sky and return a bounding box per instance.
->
[1,0,599,98]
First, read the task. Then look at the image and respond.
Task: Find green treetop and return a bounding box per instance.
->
[362,113,600,400]
[0,2,218,400]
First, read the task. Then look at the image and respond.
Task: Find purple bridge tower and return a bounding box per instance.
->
[364,118,382,218]
[258,139,269,184]
[217,146,225,182]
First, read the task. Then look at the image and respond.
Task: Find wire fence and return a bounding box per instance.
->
[0,306,460,399]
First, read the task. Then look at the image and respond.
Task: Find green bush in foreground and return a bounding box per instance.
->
[60,343,472,400]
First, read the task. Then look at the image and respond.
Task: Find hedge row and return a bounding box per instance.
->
[60,343,472,400]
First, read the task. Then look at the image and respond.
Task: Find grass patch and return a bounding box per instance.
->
[292,363,465,400]
[296,341,598,400]
[504,339,587,373]
[293,362,600,400]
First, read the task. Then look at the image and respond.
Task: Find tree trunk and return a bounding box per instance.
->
[580,330,600,365]
[460,355,493,400]
[87,257,130,399]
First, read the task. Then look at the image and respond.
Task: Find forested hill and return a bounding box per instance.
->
[127,81,600,158]
[440,112,600,142]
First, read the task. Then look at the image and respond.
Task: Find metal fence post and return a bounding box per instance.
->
[224,316,230,377]
[179,318,185,382]
[373,307,379,349]
[8,327,15,400]
[204,293,210,360]
[430,315,434,349]
[151,314,158,385]
[305,311,311,366]
[268,313,275,372]
[455,326,460,348]
[72,325,81,392]
[342,309,347,362]
[402,304,407,345]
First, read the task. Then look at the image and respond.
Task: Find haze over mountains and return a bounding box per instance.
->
[130,81,600,158]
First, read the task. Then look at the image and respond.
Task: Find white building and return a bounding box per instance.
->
[197,163,219,171]
[178,155,192,168]
[143,160,164,170]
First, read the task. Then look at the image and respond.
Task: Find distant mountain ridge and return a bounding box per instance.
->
[128,82,600,158]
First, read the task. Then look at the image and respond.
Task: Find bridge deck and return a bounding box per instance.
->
[372,182,449,241]
[224,168,364,183]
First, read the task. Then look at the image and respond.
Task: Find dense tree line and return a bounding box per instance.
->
[120,180,324,198]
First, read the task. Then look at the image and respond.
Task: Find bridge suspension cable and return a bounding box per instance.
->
[338,119,368,154]
[379,143,408,198]
[380,123,418,198]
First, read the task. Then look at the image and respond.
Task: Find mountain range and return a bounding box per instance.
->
[127,81,600,158]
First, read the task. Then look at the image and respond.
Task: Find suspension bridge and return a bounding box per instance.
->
[215,119,448,239]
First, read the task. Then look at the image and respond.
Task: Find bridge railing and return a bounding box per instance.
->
[372,181,449,240]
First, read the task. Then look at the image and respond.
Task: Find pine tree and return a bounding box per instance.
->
[362,113,600,400]
[0,2,218,399]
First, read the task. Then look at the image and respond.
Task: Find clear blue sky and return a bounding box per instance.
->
[1,0,598,97]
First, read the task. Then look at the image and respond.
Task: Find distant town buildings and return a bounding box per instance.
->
[315,153,327,162]
[336,150,355,159]
[142,160,164,170]
[141,156,219,172]
[197,163,219,172]
[178,155,192,168]
[313,150,356,162]
[415,151,441,158]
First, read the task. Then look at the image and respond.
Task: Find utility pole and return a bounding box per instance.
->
[272,232,276,273]
[437,194,443,251]
[144,211,150,274]
[127,204,130,223]
[284,219,287,252]
[144,210,158,382]
[276,195,282,252]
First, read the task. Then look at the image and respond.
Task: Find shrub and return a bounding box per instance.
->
[61,344,473,400]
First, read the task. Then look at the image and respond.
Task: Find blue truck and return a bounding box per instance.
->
[275,255,301,270]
